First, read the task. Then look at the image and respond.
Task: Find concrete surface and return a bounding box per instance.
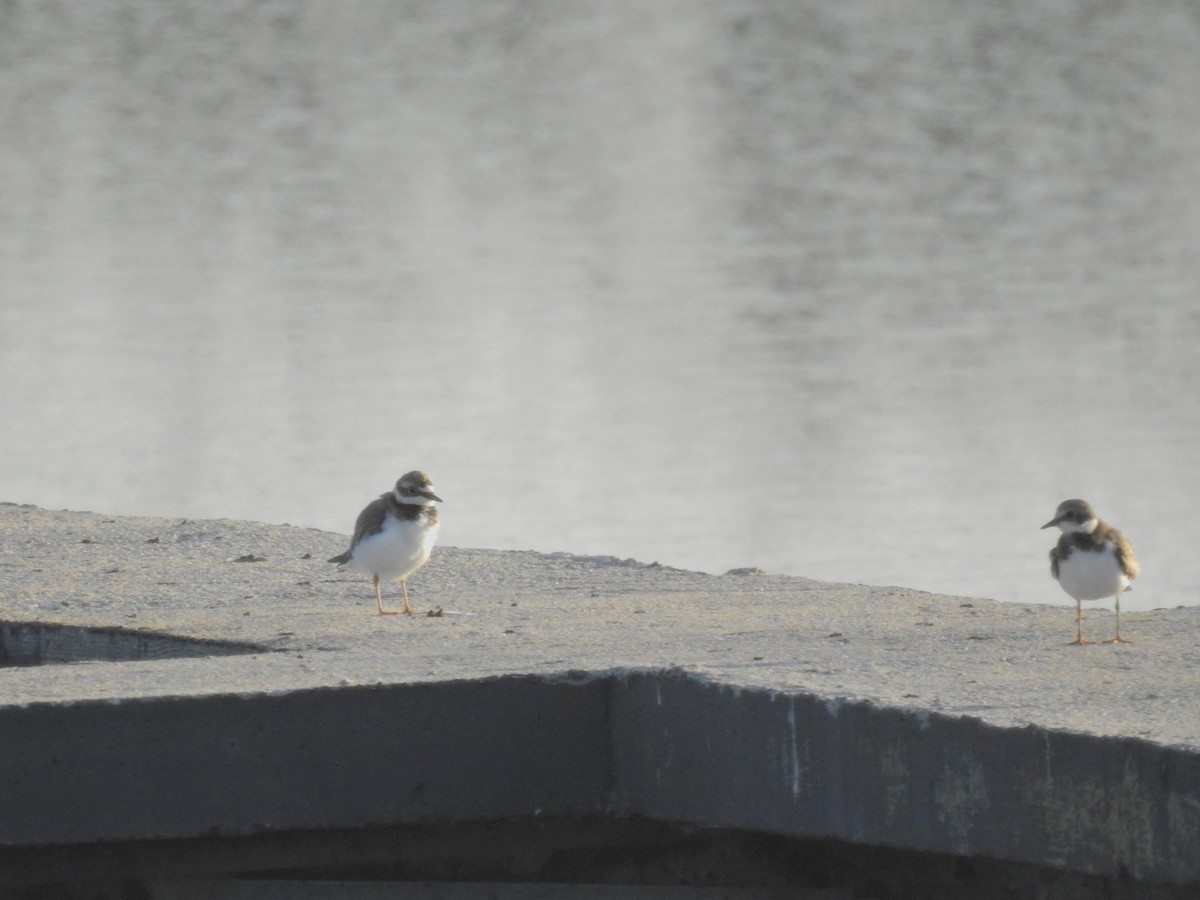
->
[2,502,1199,892]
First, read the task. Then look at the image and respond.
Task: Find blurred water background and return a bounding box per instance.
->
[2,1,1199,610]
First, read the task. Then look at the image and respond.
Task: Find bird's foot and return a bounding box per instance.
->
[1104,636,1130,644]
[1067,637,1093,645]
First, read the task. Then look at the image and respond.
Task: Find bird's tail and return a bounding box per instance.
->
[328,551,351,565]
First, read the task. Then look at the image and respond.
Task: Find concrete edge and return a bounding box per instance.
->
[1,667,1196,886]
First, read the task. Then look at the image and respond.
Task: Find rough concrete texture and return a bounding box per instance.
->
[2,502,1199,889]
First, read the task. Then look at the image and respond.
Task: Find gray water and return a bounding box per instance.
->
[3,1,1199,612]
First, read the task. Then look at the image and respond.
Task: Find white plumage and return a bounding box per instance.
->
[1053,543,1131,604]
[341,513,439,586]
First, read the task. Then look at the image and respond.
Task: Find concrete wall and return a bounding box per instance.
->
[3,668,1198,888]
[611,670,1200,883]
[1,675,610,844]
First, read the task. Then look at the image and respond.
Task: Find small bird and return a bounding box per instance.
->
[1042,499,1139,645]
[329,471,442,615]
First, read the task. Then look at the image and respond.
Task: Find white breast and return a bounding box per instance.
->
[346,514,439,582]
[1055,544,1130,602]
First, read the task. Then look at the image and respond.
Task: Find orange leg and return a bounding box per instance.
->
[399,579,414,615]
[1104,593,1130,644]
[1068,600,1092,645]
[375,576,399,616]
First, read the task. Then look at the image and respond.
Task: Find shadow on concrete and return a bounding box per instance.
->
[0,620,261,667]
[0,817,1191,900]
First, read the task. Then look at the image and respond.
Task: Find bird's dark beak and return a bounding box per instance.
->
[426,490,444,503]
[1040,517,1058,530]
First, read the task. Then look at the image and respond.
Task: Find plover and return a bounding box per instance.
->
[1042,499,1139,644]
[329,471,442,615]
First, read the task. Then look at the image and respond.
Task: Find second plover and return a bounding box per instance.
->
[1042,498,1139,644]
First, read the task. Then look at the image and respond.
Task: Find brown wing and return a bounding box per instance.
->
[1113,530,1139,581]
[327,495,390,564]
[1048,545,1060,581]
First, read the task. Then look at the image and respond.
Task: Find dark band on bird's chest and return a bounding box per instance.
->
[352,495,438,543]
[1058,531,1106,557]
[380,493,438,524]
[1049,524,1136,581]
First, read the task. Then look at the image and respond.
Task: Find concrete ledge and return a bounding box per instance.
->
[2,667,1197,887]
[0,675,610,846]
[612,670,1200,881]
[2,503,1199,893]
